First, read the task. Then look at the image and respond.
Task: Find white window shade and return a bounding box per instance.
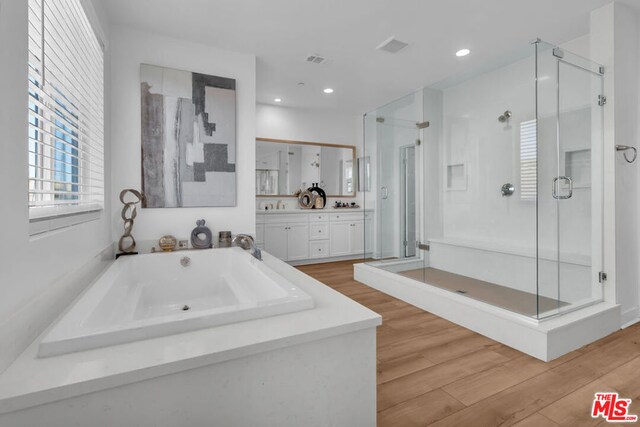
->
[28,0,104,220]
[519,119,537,201]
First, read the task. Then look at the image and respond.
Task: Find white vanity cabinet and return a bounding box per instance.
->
[257,209,371,264]
[262,214,309,261]
[329,212,366,257]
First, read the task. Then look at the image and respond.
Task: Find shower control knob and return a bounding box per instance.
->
[501,183,515,197]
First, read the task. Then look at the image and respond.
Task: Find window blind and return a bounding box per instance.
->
[28,0,104,219]
[519,119,537,201]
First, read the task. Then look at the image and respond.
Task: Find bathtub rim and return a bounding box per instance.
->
[0,250,381,416]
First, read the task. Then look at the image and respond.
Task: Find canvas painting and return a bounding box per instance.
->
[140,64,236,208]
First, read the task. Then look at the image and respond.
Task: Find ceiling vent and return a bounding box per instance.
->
[306,54,326,64]
[376,36,409,53]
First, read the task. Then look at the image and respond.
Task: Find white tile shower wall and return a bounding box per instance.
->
[255,104,362,210]
[110,26,256,242]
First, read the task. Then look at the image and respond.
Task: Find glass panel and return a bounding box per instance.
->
[364,91,425,281]
[536,41,604,318]
[361,40,604,321]
[419,45,539,317]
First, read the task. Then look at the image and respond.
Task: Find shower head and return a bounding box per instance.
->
[498,110,512,123]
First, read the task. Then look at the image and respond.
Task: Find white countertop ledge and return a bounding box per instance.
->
[0,252,381,415]
[256,208,372,214]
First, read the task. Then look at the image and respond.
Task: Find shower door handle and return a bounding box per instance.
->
[552,176,573,199]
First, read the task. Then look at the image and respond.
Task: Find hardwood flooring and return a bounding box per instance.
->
[297,259,640,427]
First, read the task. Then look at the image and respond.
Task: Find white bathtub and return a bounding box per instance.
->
[39,247,314,357]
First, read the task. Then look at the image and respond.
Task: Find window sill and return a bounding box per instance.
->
[29,209,102,236]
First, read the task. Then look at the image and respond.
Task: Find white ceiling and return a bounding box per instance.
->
[103,0,625,115]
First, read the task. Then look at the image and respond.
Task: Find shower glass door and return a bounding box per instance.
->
[401,145,417,258]
[536,41,604,318]
[363,90,425,282]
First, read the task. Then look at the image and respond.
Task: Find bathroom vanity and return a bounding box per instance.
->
[256,209,373,264]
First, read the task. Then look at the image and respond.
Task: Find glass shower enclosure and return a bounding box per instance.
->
[363,40,604,320]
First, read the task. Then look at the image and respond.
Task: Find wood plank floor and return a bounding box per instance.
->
[297,259,640,427]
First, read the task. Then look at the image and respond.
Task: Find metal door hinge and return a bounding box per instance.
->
[416,121,430,129]
[417,242,430,251]
[553,47,565,59]
[403,240,408,247]
[415,139,421,146]
[598,95,607,107]
[599,271,607,283]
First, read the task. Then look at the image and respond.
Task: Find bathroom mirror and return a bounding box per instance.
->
[256,137,356,197]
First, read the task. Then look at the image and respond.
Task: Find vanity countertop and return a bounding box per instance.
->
[257,208,372,214]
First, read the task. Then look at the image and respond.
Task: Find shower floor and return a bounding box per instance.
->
[397,267,568,317]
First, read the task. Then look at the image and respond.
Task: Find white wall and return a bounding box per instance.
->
[609,4,640,326]
[0,0,112,373]
[110,26,256,243]
[255,104,362,209]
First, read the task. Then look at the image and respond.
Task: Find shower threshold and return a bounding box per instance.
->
[354,262,620,361]
[398,267,568,317]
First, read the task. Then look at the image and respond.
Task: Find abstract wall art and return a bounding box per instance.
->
[140,64,236,208]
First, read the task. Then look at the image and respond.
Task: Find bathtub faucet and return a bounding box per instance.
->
[232,234,262,261]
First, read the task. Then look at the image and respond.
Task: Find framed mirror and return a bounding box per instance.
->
[256,138,356,197]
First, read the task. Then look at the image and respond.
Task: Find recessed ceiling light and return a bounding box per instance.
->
[323,88,334,94]
[274,98,282,102]
[456,48,471,57]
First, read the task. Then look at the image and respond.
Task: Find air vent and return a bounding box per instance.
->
[306,55,326,64]
[376,36,409,53]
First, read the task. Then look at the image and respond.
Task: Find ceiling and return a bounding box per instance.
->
[103,0,626,115]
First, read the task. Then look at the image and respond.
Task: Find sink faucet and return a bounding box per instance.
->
[232,234,262,261]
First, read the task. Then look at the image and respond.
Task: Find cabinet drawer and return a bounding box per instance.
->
[309,224,329,240]
[330,212,363,222]
[310,240,330,258]
[264,214,308,224]
[309,213,329,223]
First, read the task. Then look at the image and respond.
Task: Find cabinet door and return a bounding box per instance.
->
[287,223,309,261]
[350,221,365,255]
[264,224,288,260]
[330,222,351,256]
[255,223,265,245]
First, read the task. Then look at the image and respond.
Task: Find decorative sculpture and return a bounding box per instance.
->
[118,189,144,257]
[191,219,213,249]
[308,183,326,209]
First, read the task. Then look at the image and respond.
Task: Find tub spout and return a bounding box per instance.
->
[232,234,262,261]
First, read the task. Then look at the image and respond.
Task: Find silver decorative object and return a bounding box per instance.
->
[118,189,144,254]
[191,219,213,249]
